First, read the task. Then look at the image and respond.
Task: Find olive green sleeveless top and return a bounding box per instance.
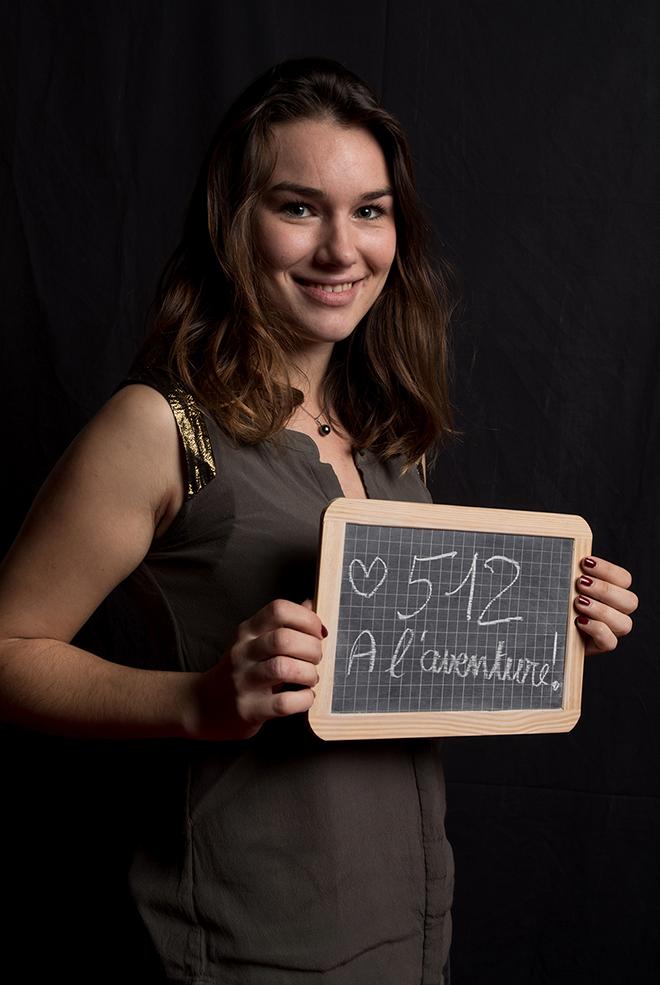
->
[120,374,454,985]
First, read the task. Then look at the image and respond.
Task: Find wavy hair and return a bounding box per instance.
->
[139,57,457,469]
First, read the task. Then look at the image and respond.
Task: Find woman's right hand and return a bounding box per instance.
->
[0,381,325,744]
[183,599,325,741]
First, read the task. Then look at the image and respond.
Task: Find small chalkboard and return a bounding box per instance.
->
[310,500,592,740]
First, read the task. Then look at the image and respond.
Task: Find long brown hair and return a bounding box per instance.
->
[140,57,457,469]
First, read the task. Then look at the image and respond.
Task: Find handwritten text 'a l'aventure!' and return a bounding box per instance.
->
[345,627,562,692]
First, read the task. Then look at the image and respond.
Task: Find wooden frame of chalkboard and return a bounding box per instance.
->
[310,500,592,740]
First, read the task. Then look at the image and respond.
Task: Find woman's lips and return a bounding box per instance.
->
[294,277,363,306]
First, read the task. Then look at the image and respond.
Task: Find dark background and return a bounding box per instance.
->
[1,1,658,982]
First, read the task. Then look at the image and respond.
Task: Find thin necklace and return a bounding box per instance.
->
[299,403,333,436]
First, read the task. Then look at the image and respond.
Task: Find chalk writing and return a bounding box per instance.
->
[443,550,477,620]
[346,627,562,691]
[347,629,377,675]
[348,557,388,598]
[393,550,524,626]
[332,525,573,714]
[478,556,522,626]
[397,552,456,619]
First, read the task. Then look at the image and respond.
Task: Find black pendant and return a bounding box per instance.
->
[318,423,332,436]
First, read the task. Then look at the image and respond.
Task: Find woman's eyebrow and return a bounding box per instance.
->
[269,181,393,201]
[359,188,394,202]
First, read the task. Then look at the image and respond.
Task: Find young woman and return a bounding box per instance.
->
[0,59,636,984]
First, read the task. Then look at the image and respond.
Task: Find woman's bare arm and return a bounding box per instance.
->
[0,384,197,738]
[0,384,324,741]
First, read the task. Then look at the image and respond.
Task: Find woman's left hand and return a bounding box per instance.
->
[574,556,638,656]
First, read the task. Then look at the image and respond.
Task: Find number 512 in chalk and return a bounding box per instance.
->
[310,500,592,740]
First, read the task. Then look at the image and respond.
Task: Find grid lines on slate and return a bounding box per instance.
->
[332,524,573,714]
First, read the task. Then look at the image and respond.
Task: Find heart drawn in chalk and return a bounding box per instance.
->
[348,557,388,598]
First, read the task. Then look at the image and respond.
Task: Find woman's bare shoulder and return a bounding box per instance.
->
[96,380,178,435]
[79,382,186,535]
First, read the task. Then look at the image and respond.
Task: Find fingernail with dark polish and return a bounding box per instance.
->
[579,575,593,587]
[577,595,591,606]
[576,615,590,625]
[582,557,597,569]
[321,625,328,638]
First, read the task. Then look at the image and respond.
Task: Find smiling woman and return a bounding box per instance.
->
[139,58,457,465]
[0,57,636,985]
[253,119,397,353]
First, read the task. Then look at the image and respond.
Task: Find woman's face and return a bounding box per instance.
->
[252,118,397,350]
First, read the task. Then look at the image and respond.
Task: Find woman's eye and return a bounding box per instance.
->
[282,201,312,218]
[355,204,386,220]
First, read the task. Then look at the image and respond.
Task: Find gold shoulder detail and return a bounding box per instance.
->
[167,387,217,498]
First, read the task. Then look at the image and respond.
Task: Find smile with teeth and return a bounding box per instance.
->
[298,279,356,293]
[318,282,353,293]
[292,276,365,307]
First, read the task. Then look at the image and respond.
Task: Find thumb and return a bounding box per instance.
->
[302,598,314,611]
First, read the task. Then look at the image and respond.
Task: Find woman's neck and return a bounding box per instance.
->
[289,343,334,413]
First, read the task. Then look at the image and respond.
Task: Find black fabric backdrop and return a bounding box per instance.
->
[1,2,658,982]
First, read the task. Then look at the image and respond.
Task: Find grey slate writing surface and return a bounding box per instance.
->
[332,524,574,714]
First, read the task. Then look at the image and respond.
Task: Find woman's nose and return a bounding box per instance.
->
[315,218,358,267]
